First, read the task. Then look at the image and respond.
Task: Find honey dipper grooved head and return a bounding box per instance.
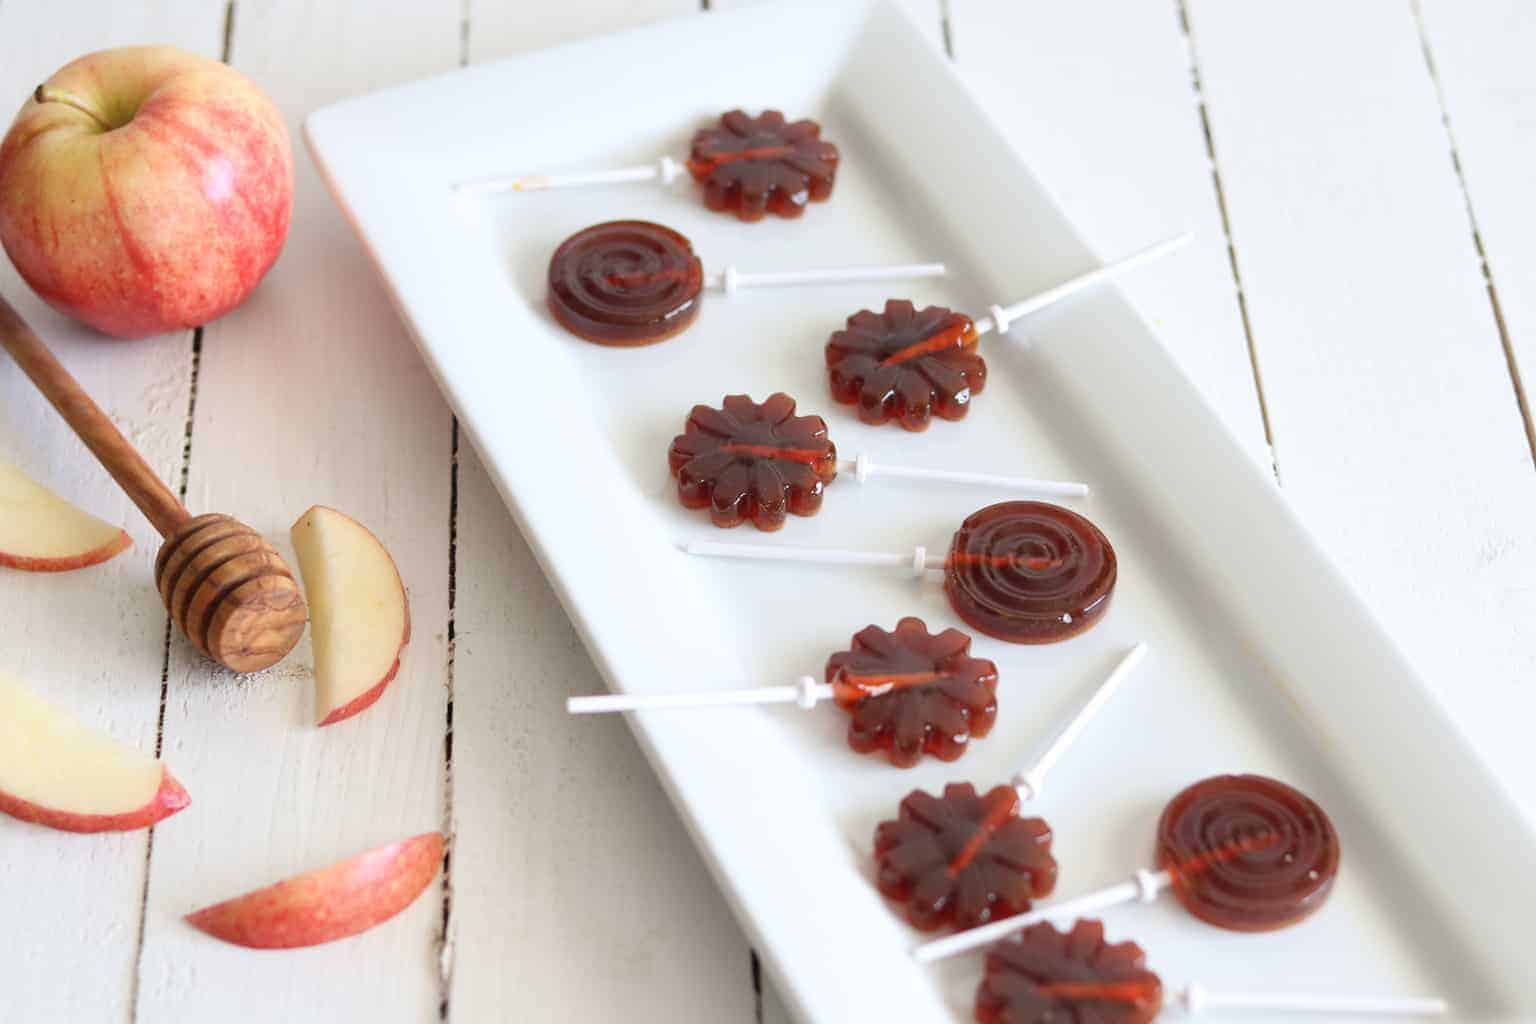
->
[154,514,308,673]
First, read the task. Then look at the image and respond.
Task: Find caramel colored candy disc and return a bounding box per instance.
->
[1156,773,1340,932]
[547,220,704,345]
[944,501,1116,644]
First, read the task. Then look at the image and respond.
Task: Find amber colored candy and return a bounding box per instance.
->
[975,919,1163,1024]
[668,393,838,531]
[686,110,839,221]
[944,501,1116,644]
[874,783,1056,932]
[826,300,985,431]
[547,220,704,345]
[825,618,999,768]
[1156,774,1340,932]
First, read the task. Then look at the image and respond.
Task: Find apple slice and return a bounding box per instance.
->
[185,832,444,948]
[0,459,131,572]
[290,505,410,727]
[0,671,189,832]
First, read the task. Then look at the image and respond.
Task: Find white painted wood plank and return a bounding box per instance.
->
[1416,0,1536,455]
[711,0,945,51]
[948,0,1270,467]
[451,3,757,1020]
[1185,0,1536,820]
[0,4,223,1022]
[467,0,695,61]
[448,446,756,1022]
[134,3,460,1021]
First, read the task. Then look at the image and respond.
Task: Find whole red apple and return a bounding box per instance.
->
[0,46,292,339]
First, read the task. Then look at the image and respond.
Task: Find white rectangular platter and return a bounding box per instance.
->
[306,3,1536,1020]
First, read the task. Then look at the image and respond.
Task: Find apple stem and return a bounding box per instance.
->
[33,85,113,132]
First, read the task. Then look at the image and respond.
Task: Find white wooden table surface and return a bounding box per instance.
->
[2,1,1533,1021]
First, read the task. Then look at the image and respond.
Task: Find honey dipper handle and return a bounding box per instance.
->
[0,294,190,538]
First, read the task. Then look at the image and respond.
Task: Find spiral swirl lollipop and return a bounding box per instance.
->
[546,220,945,347]
[913,773,1343,963]
[1156,773,1339,932]
[946,502,1116,644]
[548,221,704,345]
[687,501,1113,645]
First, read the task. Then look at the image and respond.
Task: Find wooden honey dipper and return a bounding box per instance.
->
[0,294,307,672]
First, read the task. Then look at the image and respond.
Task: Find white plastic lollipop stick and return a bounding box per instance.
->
[839,453,1089,499]
[912,868,1174,963]
[1173,984,1448,1017]
[567,676,832,715]
[685,539,945,577]
[1010,644,1147,802]
[971,233,1193,337]
[705,262,947,295]
[455,155,686,197]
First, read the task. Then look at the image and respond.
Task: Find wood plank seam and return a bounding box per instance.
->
[1411,0,1536,469]
[127,0,232,1003]
[1174,0,1282,483]
[128,7,228,1020]
[127,325,202,1024]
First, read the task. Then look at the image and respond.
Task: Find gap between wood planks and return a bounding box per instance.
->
[1411,0,1536,470]
[128,5,236,1016]
[1173,0,1282,484]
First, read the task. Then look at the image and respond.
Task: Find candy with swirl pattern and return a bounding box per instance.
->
[547,220,704,346]
[945,501,1117,644]
[1156,773,1340,932]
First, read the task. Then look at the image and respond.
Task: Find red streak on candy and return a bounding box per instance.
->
[947,788,1019,877]
[834,669,946,695]
[1033,981,1161,1004]
[716,443,829,465]
[879,319,977,367]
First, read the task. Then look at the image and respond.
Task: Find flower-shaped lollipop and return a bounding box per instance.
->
[823,236,1190,431]
[688,500,1117,644]
[569,617,1000,768]
[688,110,838,220]
[457,108,839,221]
[976,919,1447,1023]
[547,220,945,346]
[669,397,1089,532]
[915,773,1343,963]
[874,645,1146,932]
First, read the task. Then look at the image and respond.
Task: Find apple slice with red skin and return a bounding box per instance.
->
[290,505,411,727]
[0,671,189,832]
[185,832,445,949]
[0,459,131,572]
